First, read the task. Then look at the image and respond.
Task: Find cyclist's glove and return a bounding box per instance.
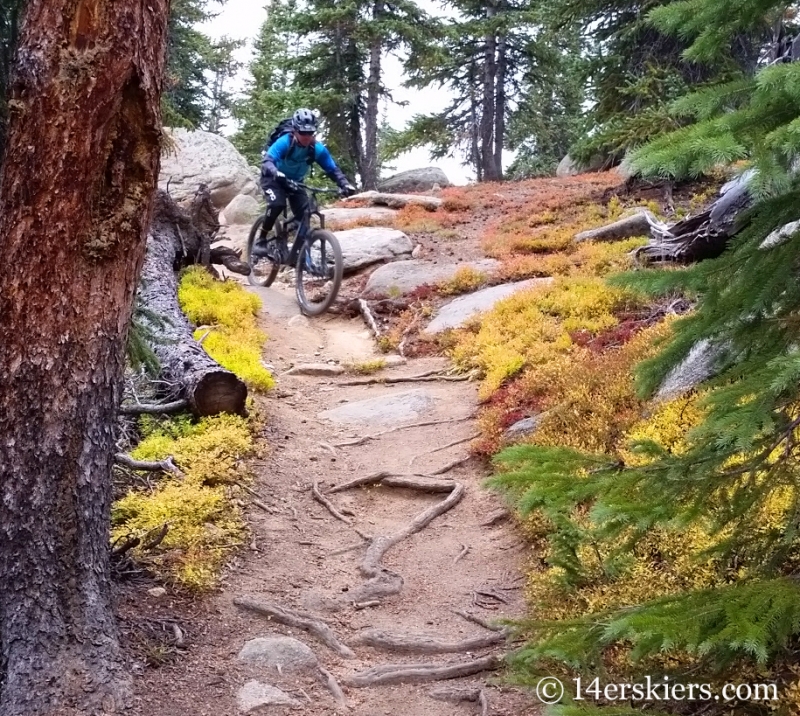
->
[338,183,357,198]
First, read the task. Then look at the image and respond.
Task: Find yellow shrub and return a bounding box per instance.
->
[112,480,243,590]
[132,413,254,486]
[178,267,274,392]
[346,358,386,374]
[178,267,262,330]
[449,278,643,399]
[438,266,487,296]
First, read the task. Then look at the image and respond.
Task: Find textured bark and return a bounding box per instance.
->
[143,191,248,417]
[480,3,498,182]
[362,0,384,190]
[493,19,506,182]
[0,0,169,712]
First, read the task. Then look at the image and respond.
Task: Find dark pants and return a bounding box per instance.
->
[259,178,309,237]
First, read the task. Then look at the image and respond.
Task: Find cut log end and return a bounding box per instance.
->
[190,371,248,417]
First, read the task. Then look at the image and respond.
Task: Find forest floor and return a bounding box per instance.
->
[124,203,545,715]
[122,169,704,715]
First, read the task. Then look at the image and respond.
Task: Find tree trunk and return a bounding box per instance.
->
[0,0,169,712]
[362,0,384,190]
[493,22,507,182]
[469,58,482,183]
[480,4,497,182]
[145,191,248,417]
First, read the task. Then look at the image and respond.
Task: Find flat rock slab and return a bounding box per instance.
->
[424,278,553,334]
[318,389,436,426]
[237,636,318,674]
[334,227,413,272]
[345,190,442,210]
[237,681,301,712]
[363,259,500,298]
[323,206,397,224]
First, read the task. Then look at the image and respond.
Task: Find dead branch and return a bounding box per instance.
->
[119,398,188,415]
[233,597,355,659]
[140,523,169,551]
[351,628,504,654]
[235,481,277,514]
[317,667,348,710]
[409,433,479,467]
[114,452,183,477]
[343,655,501,687]
[454,610,504,633]
[429,455,474,475]
[358,298,381,339]
[332,415,474,448]
[453,544,470,565]
[329,541,368,557]
[352,600,381,610]
[398,311,422,358]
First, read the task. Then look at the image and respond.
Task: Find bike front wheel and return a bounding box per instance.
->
[295,229,343,316]
[246,214,282,287]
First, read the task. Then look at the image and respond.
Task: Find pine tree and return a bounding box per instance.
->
[163,0,221,129]
[489,3,800,710]
[206,35,245,134]
[398,0,553,182]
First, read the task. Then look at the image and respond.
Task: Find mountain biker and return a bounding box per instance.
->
[250,108,357,260]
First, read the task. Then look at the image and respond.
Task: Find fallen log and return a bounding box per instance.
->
[574,210,654,243]
[137,190,247,416]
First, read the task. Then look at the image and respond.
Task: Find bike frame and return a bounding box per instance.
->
[279,183,338,262]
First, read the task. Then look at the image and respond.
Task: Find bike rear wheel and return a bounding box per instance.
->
[295,229,343,316]
[246,214,282,287]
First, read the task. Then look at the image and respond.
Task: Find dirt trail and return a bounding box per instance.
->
[132,279,534,716]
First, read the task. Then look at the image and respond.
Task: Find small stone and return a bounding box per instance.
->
[147,587,167,598]
[288,315,311,328]
[237,636,318,674]
[237,680,301,713]
[411,244,423,259]
[504,416,541,439]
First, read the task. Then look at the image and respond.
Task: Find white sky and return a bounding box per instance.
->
[198,0,477,184]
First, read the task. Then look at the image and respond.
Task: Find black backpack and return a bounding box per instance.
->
[263,118,315,166]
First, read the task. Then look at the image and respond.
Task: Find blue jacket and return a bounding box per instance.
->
[262,134,345,185]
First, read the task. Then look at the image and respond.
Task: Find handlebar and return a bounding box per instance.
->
[295,182,340,195]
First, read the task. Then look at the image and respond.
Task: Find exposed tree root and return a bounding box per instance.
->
[480,508,510,527]
[429,685,490,715]
[119,398,188,415]
[327,472,456,495]
[345,570,405,604]
[233,597,355,659]
[335,370,471,387]
[332,415,474,448]
[358,298,382,339]
[114,452,183,477]
[324,472,464,608]
[312,480,372,540]
[343,655,501,687]
[409,433,479,467]
[317,666,348,710]
[351,628,505,654]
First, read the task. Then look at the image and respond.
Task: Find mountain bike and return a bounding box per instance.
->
[246,182,344,316]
